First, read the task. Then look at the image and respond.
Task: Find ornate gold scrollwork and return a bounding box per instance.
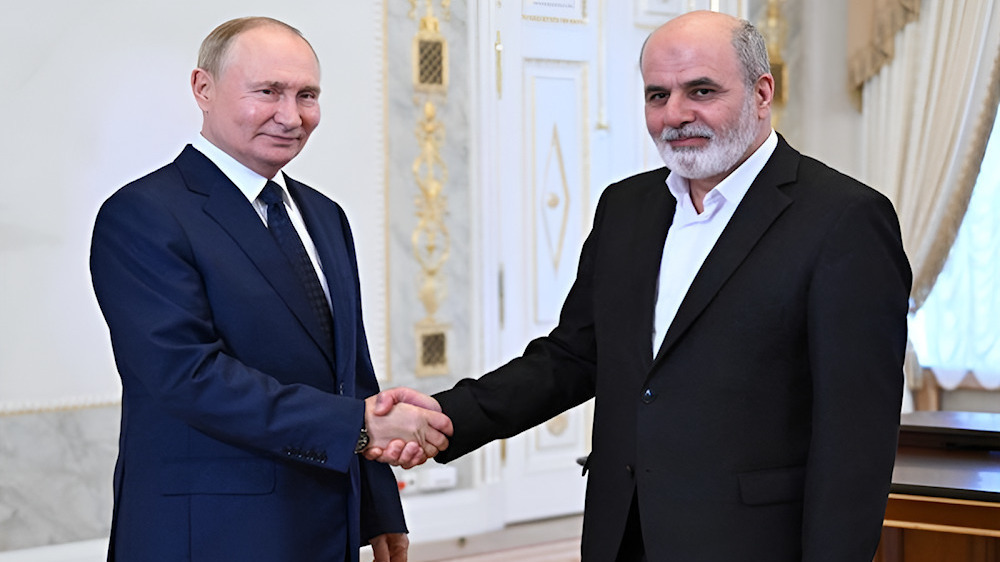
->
[409,0,452,376]
[412,99,451,376]
[412,1,450,94]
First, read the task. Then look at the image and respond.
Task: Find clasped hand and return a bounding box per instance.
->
[364,388,452,468]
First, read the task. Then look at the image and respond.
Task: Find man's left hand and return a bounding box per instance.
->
[370,533,408,562]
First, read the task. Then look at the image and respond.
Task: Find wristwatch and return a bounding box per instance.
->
[354,422,370,454]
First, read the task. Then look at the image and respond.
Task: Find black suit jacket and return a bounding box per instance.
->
[91,146,404,561]
[434,136,911,561]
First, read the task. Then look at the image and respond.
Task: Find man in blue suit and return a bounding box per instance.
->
[90,17,450,561]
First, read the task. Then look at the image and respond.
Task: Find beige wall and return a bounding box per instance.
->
[747,0,864,178]
[795,0,864,178]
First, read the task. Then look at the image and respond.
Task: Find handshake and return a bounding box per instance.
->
[362,387,453,469]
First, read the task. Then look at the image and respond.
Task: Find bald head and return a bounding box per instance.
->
[640,11,769,90]
[640,10,775,194]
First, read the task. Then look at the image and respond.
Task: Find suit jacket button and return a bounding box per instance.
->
[625,464,634,476]
[641,388,655,404]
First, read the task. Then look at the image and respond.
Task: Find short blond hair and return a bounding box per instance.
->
[197,16,317,77]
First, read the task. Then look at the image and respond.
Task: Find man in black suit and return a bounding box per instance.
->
[90,17,451,562]
[371,10,911,561]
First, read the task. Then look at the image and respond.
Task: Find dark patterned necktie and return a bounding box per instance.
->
[259,181,335,346]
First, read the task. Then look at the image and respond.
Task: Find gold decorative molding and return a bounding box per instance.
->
[522,0,587,24]
[521,15,588,24]
[495,31,504,99]
[545,413,570,437]
[412,3,449,94]
[0,393,121,416]
[409,0,451,22]
[542,124,571,272]
[412,101,450,272]
[535,411,579,451]
[407,0,453,377]
[596,0,609,129]
[759,0,789,130]
[382,0,392,381]
[411,100,452,376]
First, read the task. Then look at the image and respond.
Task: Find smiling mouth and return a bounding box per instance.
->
[665,136,710,151]
[262,133,301,144]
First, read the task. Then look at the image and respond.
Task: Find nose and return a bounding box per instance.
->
[273,95,303,129]
[662,95,694,130]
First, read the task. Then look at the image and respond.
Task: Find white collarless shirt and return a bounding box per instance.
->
[652,130,778,355]
[191,135,332,305]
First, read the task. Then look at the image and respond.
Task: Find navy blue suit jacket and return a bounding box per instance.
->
[91,146,404,561]
[434,136,911,561]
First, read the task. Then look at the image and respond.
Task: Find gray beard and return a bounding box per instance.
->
[655,97,760,180]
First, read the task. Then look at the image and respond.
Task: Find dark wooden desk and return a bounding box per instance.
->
[875,411,1000,562]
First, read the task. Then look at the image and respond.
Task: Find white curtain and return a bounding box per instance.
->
[910,120,1000,390]
[860,0,1000,400]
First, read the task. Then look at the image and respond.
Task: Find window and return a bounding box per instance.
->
[909,110,1000,390]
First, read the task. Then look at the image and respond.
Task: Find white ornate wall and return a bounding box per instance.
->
[0,0,385,552]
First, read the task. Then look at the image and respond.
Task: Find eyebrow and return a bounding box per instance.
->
[684,77,723,89]
[251,81,321,94]
[644,76,724,96]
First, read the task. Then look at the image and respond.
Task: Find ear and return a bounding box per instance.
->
[754,73,775,119]
[191,68,214,112]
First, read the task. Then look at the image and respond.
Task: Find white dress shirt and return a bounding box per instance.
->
[652,130,778,355]
[191,135,332,305]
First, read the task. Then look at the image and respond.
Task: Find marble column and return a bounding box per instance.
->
[0,406,117,551]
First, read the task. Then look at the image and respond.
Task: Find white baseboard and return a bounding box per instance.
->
[0,539,107,562]
[400,483,506,544]
[0,486,502,561]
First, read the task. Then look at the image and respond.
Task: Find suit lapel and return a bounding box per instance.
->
[632,176,676,371]
[175,147,336,367]
[286,177,357,388]
[652,137,799,367]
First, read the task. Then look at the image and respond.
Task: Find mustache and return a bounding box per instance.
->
[659,125,715,142]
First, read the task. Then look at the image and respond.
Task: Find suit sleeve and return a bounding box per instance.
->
[802,191,911,560]
[336,204,408,540]
[433,192,605,462]
[90,186,365,474]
